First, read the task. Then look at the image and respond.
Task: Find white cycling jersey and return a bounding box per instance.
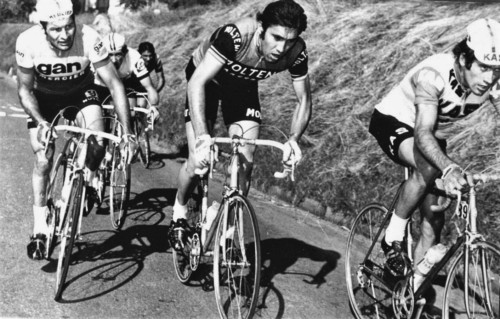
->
[15,24,108,95]
[94,47,149,86]
[375,53,498,140]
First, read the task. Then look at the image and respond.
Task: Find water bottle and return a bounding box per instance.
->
[413,243,447,290]
[204,201,220,231]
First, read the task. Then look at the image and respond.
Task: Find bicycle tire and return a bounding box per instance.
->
[135,117,150,168]
[346,203,395,319]
[55,171,84,301]
[109,143,131,230]
[46,150,69,259]
[213,194,261,319]
[443,240,500,319]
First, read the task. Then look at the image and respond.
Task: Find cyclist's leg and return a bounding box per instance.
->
[227,120,260,196]
[26,98,58,259]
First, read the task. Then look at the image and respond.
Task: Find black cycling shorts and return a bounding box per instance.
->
[368,109,446,165]
[184,58,262,126]
[27,84,102,129]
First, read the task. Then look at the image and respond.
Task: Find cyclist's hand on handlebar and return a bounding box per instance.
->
[36,121,52,147]
[441,164,468,196]
[121,133,138,165]
[150,105,160,121]
[283,139,302,166]
[195,134,212,169]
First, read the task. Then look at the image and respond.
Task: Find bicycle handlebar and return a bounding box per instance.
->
[50,125,122,144]
[209,136,296,181]
[102,103,153,115]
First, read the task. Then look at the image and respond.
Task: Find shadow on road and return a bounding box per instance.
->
[253,237,341,319]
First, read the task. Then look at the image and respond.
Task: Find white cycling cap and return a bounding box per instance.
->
[104,33,126,54]
[467,18,500,66]
[36,0,73,23]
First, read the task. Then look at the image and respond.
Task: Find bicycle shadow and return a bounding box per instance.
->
[125,188,177,225]
[45,223,171,303]
[255,237,341,319]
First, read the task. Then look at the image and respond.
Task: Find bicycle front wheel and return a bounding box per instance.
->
[46,151,69,259]
[213,194,261,319]
[109,145,131,230]
[443,241,500,319]
[346,203,394,319]
[55,171,84,301]
[135,117,150,168]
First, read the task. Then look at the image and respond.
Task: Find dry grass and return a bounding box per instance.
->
[2,0,500,243]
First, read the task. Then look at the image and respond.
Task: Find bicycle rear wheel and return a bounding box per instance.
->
[55,171,84,301]
[443,241,500,319]
[135,117,150,168]
[213,194,261,319]
[109,144,131,230]
[346,203,395,319]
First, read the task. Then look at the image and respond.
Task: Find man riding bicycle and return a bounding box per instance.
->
[369,18,500,276]
[16,0,136,260]
[138,41,166,94]
[171,0,312,247]
[96,33,160,128]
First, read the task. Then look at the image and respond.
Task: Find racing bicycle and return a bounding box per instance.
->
[345,169,500,318]
[43,114,127,301]
[168,135,294,319]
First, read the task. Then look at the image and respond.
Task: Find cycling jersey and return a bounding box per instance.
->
[191,17,308,82]
[95,47,149,87]
[375,53,495,140]
[15,24,108,96]
[145,54,163,74]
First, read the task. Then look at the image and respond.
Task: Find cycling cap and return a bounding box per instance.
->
[104,33,126,54]
[36,0,73,23]
[467,18,500,66]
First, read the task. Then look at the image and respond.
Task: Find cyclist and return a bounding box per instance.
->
[16,0,136,260]
[368,18,500,275]
[138,41,166,94]
[95,33,160,129]
[171,0,312,247]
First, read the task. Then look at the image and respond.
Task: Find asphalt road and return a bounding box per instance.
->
[0,74,352,319]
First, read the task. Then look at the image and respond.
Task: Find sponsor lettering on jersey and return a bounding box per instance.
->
[291,49,307,68]
[224,60,276,80]
[94,41,104,53]
[16,50,24,58]
[223,25,242,52]
[37,62,82,75]
[449,69,465,97]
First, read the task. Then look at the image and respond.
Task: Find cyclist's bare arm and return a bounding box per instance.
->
[17,66,45,125]
[139,75,159,105]
[414,103,454,171]
[156,69,166,93]
[187,53,225,137]
[289,75,312,142]
[94,59,133,135]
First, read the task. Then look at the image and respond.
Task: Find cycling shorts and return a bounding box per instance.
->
[184,58,262,126]
[369,109,446,165]
[27,83,101,129]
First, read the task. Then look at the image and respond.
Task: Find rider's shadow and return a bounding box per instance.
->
[51,223,171,303]
[259,237,341,287]
[125,188,177,225]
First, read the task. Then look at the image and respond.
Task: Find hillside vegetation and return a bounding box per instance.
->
[2,0,500,244]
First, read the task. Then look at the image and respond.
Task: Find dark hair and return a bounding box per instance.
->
[40,14,76,31]
[138,41,155,54]
[256,0,307,35]
[452,38,475,70]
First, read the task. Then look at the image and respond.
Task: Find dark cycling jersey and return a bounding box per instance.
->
[185,18,309,125]
[191,17,308,82]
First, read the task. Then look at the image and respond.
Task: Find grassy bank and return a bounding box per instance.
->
[2,0,500,245]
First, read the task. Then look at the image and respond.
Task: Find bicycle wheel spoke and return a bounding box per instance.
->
[214,195,260,319]
[346,204,395,319]
[443,242,500,319]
